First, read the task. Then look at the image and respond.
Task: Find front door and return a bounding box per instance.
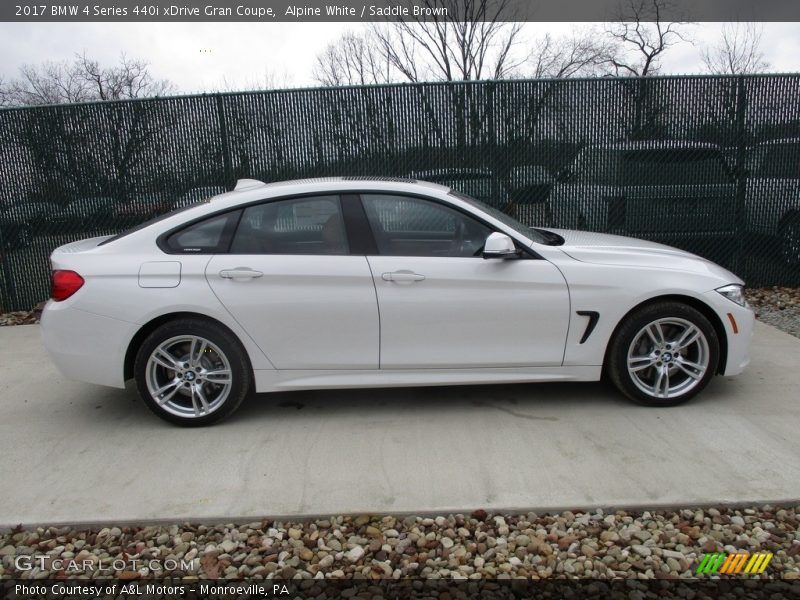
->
[360,193,570,369]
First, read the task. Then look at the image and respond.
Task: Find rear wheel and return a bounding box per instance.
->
[607,302,719,407]
[134,318,251,426]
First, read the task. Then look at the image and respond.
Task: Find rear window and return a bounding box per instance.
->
[164,211,240,253]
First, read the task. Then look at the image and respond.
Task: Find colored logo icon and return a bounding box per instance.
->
[696,552,773,575]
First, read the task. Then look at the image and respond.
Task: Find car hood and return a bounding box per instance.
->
[546,228,743,283]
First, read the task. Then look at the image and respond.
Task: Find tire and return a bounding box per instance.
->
[779,213,800,266]
[607,301,719,407]
[134,318,252,426]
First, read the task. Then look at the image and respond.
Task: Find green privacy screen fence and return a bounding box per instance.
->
[1,74,800,310]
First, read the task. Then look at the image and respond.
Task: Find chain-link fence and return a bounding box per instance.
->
[1,74,800,311]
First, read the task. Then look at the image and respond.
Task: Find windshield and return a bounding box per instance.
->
[448,189,553,245]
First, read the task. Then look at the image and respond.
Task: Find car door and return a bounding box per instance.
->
[360,193,570,369]
[205,195,379,370]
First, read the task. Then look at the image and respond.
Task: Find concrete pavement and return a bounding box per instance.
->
[1,321,799,528]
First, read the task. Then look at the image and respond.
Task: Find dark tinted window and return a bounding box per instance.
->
[230,195,348,255]
[362,194,490,257]
[165,211,239,253]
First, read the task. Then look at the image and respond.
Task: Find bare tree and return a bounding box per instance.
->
[313,30,394,86]
[702,23,770,75]
[75,53,174,101]
[2,53,174,107]
[604,0,693,77]
[371,0,525,82]
[527,30,613,79]
[216,69,295,93]
[0,76,10,107]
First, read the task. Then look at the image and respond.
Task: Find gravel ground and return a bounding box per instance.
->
[746,287,800,339]
[1,505,798,581]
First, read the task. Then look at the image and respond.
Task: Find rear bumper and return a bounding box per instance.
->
[41,302,134,388]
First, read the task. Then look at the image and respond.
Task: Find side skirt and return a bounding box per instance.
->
[253,366,602,393]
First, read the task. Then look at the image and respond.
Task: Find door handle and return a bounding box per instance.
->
[382,270,425,283]
[219,268,264,280]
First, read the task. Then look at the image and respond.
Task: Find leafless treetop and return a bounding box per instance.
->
[701,23,770,75]
[0,54,174,107]
[604,0,693,76]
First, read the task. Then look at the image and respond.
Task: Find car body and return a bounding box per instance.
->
[745,138,800,264]
[41,177,754,426]
[549,142,737,239]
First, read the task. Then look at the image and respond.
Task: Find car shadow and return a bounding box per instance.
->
[74,374,739,428]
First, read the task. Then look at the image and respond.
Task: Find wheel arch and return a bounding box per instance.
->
[124,311,252,382]
[603,294,728,375]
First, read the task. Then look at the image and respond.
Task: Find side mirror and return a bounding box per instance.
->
[483,232,519,259]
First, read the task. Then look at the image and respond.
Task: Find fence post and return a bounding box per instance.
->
[216,95,235,189]
[733,75,748,273]
[486,82,500,208]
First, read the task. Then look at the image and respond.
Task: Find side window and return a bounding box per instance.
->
[361,194,491,258]
[230,195,348,255]
[165,211,239,253]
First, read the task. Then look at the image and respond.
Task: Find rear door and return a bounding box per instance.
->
[204,195,379,370]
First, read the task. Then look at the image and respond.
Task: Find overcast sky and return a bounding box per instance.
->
[1,22,799,93]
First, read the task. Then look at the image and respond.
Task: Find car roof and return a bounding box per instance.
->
[206,177,451,209]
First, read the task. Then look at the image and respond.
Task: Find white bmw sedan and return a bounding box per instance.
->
[41,177,754,426]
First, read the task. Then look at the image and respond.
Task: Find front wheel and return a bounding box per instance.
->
[134,318,252,426]
[607,302,719,407]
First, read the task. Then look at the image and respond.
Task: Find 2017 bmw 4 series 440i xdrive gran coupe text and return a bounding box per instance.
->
[41,177,754,426]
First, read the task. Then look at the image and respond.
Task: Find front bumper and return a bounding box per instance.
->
[703,290,755,376]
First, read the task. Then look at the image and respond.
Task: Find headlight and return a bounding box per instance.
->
[716,284,747,307]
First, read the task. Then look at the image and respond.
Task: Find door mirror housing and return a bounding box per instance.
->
[483,232,519,259]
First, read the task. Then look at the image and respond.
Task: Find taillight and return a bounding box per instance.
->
[51,270,85,301]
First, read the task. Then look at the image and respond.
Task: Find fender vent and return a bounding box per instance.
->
[577,311,600,344]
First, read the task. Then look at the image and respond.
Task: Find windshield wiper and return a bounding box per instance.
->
[530,227,565,246]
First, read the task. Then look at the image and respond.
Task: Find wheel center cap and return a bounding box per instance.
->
[184,371,196,381]
[662,352,673,363]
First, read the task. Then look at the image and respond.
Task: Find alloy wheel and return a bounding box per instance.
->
[626,317,710,400]
[145,335,233,418]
